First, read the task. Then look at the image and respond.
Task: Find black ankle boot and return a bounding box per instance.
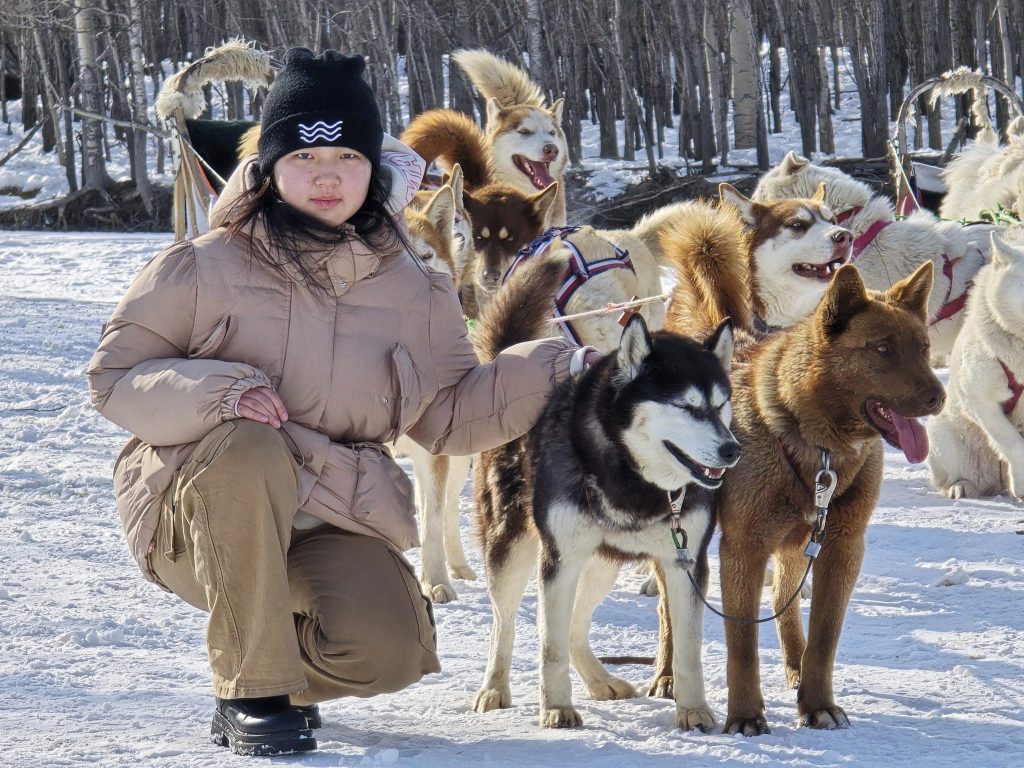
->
[293,703,322,729]
[211,695,316,756]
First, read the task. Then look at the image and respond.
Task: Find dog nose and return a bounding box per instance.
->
[481,268,502,286]
[830,228,852,245]
[718,441,741,465]
[542,143,559,160]
[920,385,946,413]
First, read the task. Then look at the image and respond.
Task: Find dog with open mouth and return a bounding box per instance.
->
[471,251,739,731]
[450,49,568,228]
[655,247,944,734]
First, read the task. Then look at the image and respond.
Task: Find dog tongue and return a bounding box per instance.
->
[891,412,928,463]
[527,159,554,187]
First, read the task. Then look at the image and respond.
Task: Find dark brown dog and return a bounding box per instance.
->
[658,259,945,734]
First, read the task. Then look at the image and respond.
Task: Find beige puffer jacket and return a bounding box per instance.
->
[87,140,575,585]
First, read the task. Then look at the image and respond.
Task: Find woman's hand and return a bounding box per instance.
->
[235,386,289,428]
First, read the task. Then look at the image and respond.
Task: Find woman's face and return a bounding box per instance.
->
[273,146,372,228]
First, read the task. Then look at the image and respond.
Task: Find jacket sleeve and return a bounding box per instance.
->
[86,241,272,446]
[406,272,576,456]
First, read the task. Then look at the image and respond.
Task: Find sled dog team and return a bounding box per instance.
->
[225,49,1022,735]
[377,49,1024,735]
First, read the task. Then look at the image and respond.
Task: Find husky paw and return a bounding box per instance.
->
[473,686,511,713]
[947,480,976,499]
[540,705,583,728]
[448,564,478,581]
[647,676,673,699]
[676,704,716,732]
[798,704,850,729]
[638,575,659,596]
[424,581,458,604]
[586,676,637,701]
[724,712,770,736]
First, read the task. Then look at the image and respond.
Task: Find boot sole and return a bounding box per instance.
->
[211,711,317,756]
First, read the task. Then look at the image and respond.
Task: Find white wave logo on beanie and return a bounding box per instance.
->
[298,120,344,143]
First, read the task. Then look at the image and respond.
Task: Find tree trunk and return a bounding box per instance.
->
[74,0,108,191]
[128,0,153,214]
[730,0,759,150]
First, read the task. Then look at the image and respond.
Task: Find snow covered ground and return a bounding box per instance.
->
[2,232,1023,767]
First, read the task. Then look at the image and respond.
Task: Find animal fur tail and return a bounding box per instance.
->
[473,256,567,363]
[660,202,754,337]
[452,49,545,108]
[156,39,273,121]
[400,109,492,189]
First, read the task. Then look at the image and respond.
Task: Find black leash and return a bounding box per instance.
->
[674,449,837,626]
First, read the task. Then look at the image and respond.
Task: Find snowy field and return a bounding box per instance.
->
[1,232,1023,767]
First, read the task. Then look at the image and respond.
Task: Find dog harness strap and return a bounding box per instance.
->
[501,225,582,284]
[929,253,971,326]
[999,360,1024,416]
[851,219,893,260]
[834,206,863,226]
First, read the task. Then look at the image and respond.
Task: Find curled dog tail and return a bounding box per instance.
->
[400,109,492,190]
[660,201,754,337]
[452,49,545,108]
[473,256,567,363]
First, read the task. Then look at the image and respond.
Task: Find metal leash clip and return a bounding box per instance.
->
[805,450,836,559]
[668,491,693,567]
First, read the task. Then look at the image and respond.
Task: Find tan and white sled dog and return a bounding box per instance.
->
[513,183,852,353]
[755,152,996,362]
[654,220,945,733]
[928,229,1024,499]
[410,164,474,283]
[452,49,569,227]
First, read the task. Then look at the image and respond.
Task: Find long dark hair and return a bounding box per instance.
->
[224,160,411,296]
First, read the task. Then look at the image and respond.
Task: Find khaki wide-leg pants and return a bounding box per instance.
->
[149,420,441,703]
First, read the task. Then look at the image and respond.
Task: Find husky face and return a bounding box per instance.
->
[405,185,457,281]
[721,184,853,327]
[487,99,568,194]
[985,231,1024,331]
[463,182,558,300]
[614,317,741,491]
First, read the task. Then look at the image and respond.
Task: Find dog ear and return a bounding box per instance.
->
[485,97,503,128]
[705,319,734,371]
[422,185,455,234]
[445,163,465,202]
[811,181,828,204]
[526,182,559,222]
[820,264,869,337]
[781,151,809,175]
[614,313,652,386]
[991,229,1024,269]
[719,183,758,226]
[550,98,565,124]
[886,261,933,319]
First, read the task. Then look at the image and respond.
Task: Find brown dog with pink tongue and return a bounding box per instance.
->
[654,260,944,734]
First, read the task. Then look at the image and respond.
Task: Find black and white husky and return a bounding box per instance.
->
[471,255,739,730]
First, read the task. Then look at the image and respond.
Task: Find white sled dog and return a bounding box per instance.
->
[928,229,1024,499]
[472,253,739,730]
[452,49,569,227]
[940,117,1024,223]
[755,152,996,362]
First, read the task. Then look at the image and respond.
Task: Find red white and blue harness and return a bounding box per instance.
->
[502,226,637,345]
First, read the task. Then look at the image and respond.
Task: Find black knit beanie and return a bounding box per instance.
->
[258,48,383,176]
